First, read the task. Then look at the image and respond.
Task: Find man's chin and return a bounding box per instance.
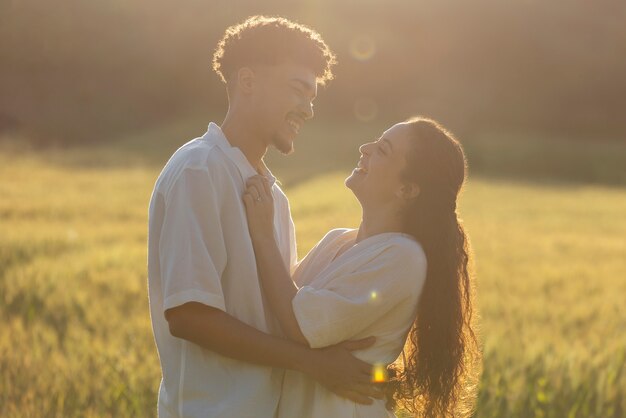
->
[273,137,295,155]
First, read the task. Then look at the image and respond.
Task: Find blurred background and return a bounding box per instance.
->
[1,1,626,417]
[2,0,625,143]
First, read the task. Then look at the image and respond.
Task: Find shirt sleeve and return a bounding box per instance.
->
[158,167,227,315]
[288,214,298,275]
[292,242,427,348]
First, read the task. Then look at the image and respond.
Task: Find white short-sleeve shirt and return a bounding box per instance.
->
[278,228,427,418]
[147,123,297,418]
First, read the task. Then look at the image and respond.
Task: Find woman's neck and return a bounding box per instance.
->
[356,203,405,243]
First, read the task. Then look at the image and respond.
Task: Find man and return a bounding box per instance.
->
[148,16,379,418]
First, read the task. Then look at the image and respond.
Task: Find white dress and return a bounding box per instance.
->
[278,228,427,418]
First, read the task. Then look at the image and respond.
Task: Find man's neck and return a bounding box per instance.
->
[220,111,267,171]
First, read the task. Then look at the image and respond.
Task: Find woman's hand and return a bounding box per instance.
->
[243,175,275,244]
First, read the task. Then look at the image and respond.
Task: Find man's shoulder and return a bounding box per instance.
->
[154,136,231,195]
[167,137,224,170]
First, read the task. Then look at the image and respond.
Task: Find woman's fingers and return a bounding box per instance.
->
[246,175,272,201]
[260,175,272,196]
[331,389,374,405]
[246,184,263,201]
[242,192,255,208]
[350,383,385,400]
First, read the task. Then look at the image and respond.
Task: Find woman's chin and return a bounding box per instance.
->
[344,173,356,189]
[344,173,361,194]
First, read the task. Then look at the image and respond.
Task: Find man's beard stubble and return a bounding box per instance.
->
[273,136,294,155]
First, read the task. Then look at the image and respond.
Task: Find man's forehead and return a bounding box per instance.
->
[290,76,317,92]
[269,61,317,83]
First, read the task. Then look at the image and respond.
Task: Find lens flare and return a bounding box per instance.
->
[350,35,376,61]
[372,363,388,383]
[354,98,378,122]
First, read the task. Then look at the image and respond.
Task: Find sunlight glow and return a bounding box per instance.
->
[372,363,388,383]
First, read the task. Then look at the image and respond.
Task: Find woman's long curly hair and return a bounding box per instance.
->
[387,117,481,417]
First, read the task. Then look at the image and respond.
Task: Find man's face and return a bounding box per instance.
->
[250,61,317,154]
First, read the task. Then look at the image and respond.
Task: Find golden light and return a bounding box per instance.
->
[370,290,378,301]
[372,363,388,383]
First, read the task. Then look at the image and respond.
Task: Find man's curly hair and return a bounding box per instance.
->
[212,16,336,86]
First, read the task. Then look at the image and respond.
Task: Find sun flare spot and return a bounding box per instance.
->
[372,363,388,383]
[350,35,376,61]
[354,99,378,122]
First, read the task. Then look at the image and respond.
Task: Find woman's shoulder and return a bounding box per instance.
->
[315,228,355,247]
[383,234,427,269]
[387,233,424,251]
[374,235,428,295]
[305,228,354,260]
[299,229,353,263]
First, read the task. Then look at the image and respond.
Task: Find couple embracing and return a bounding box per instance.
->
[148,16,479,418]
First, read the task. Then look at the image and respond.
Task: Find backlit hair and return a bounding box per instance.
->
[212,15,336,86]
[387,117,481,417]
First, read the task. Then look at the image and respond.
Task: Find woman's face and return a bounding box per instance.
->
[345,122,416,205]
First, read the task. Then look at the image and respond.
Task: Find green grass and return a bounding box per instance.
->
[1,131,625,417]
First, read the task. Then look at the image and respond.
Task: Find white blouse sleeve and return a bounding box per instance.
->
[292,229,349,286]
[292,242,427,348]
[158,167,227,314]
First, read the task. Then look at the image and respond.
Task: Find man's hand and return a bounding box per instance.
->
[302,337,384,404]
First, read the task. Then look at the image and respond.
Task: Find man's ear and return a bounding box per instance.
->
[236,67,255,94]
[397,183,420,201]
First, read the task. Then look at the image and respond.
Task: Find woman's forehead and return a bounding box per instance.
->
[382,123,412,150]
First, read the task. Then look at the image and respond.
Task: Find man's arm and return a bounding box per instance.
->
[166,302,381,404]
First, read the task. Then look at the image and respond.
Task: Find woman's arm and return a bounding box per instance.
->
[243,175,309,345]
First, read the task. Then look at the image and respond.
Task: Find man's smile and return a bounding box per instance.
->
[286,114,304,134]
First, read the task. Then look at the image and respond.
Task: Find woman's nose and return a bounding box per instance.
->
[359,142,372,155]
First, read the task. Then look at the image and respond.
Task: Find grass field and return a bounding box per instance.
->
[1,126,625,417]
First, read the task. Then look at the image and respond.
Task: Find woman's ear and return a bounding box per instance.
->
[397,183,420,201]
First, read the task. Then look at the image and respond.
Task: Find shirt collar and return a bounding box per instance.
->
[203,122,277,186]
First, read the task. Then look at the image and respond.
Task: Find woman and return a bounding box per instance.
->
[243,117,480,417]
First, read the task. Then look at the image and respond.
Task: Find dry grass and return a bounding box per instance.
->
[1,137,625,417]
